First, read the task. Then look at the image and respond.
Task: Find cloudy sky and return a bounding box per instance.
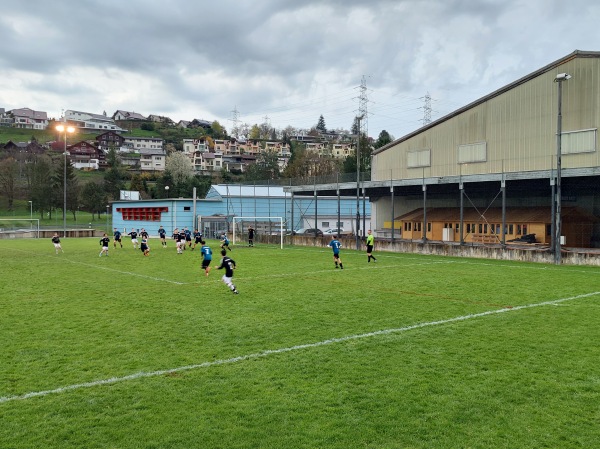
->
[1,0,599,139]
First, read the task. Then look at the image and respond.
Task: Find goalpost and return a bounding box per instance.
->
[0,219,40,238]
[232,216,284,249]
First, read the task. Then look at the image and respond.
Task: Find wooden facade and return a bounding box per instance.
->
[385,206,598,247]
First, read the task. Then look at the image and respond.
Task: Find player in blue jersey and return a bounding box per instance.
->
[220,233,232,251]
[328,235,344,269]
[184,227,192,249]
[113,228,123,248]
[200,240,212,277]
[191,229,203,250]
[158,225,167,248]
[217,249,238,294]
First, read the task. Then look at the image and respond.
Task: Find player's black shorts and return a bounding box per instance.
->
[195,237,202,244]
[186,236,192,241]
[202,259,211,269]
[367,245,373,253]
[115,237,121,242]
[333,252,340,258]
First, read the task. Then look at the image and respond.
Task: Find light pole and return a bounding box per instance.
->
[554,72,571,265]
[28,200,32,222]
[56,123,75,238]
[355,114,364,250]
[106,205,110,233]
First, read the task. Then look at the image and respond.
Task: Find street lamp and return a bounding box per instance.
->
[355,114,364,250]
[56,123,75,238]
[28,200,33,229]
[554,72,571,265]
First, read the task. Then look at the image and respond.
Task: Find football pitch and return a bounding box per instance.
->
[1,237,600,448]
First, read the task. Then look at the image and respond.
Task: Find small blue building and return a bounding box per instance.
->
[110,184,370,238]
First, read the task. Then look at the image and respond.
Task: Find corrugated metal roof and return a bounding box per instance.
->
[374,50,600,156]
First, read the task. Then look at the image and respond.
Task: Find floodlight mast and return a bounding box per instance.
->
[553,72,571,265]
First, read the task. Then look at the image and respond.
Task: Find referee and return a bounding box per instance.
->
[366,229,377,263]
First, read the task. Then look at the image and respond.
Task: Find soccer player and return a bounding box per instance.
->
[140,237,150,256]
[248,226,255,247]
[158,225,167,248]
[328,235,343,269]
[220,233,232,251]
[140,228,149,241]
[366,229,377,262]
[99,233,110,257]
[184,227,192,249]
[51,232,64,254]
[179,228,187,250]
[113,227,123,248]
[217,249,238,294]
[172,228,183,254]
[200,240,212,277]
[192,229,203,250]
[128,228,139,249]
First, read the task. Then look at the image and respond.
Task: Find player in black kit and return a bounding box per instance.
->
[217,249,239,294]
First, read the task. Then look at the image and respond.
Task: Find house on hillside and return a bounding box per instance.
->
[2,140,46,156]
[62,140,105,168]
[8,108,48,130]
[177,120,190,128]
[65,110,124,132]
[123,136,164,151]
[0,108,14,127]
[139,148,166,171]
[112,110,147,121]
[147,114,174,125]
[96,131,126,153]
[189,119,212,129]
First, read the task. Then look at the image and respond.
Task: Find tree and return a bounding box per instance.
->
[244,152,280,181]
[374,130,393,149]
[342,133,372,174]
[81,181,106,220]
[103,148,126,201]
[316,115,327,133]
[211,121,227,139]
[165,151,193,186]
[0,157,19,210]
[249,124,261,139]
[29,155,54,218]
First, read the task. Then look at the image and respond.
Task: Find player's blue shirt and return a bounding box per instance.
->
[222,236,230,245]
[193,231,202,239]
[329,239,342,254]
[201,245,212,261]
[114,230,121,239]
[158,228,166,238]
[184,229,192,237]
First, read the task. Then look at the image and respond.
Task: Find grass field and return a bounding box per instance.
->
[1,237,600,448]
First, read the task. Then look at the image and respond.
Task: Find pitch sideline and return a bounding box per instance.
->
[1,290,599,405]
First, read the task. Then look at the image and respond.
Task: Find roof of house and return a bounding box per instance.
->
[113,110,147,120]
[9,108,48,120]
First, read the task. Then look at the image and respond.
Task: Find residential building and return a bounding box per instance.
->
[139,148,166,171]
[112,110,147,121]
[65,110,124,132]
[123,136,164,151]
[96,131,126,153]
[8,108,48,130]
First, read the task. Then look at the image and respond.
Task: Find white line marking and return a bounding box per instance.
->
[2,290,598,405]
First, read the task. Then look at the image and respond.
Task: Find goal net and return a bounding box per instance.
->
[0,219,40,238]
[231,216,284,249]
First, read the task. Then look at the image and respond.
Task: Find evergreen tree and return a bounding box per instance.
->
[316,115,327,133]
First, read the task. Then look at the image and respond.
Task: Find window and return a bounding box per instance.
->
[466,224,471,233]
[322,222,330,227]
[183,207,191,211]
[117,207,168,221]
[407,149,431,168]
[517,225,522,235]
[427,223,431,232]
[478,223,483,233]
[415,222,421,232]
[458,142,487,163]
[508,224,514,234]
[561,129,596,154]
[455,223,459,232]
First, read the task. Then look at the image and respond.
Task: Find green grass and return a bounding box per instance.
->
[1,238,600,448]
